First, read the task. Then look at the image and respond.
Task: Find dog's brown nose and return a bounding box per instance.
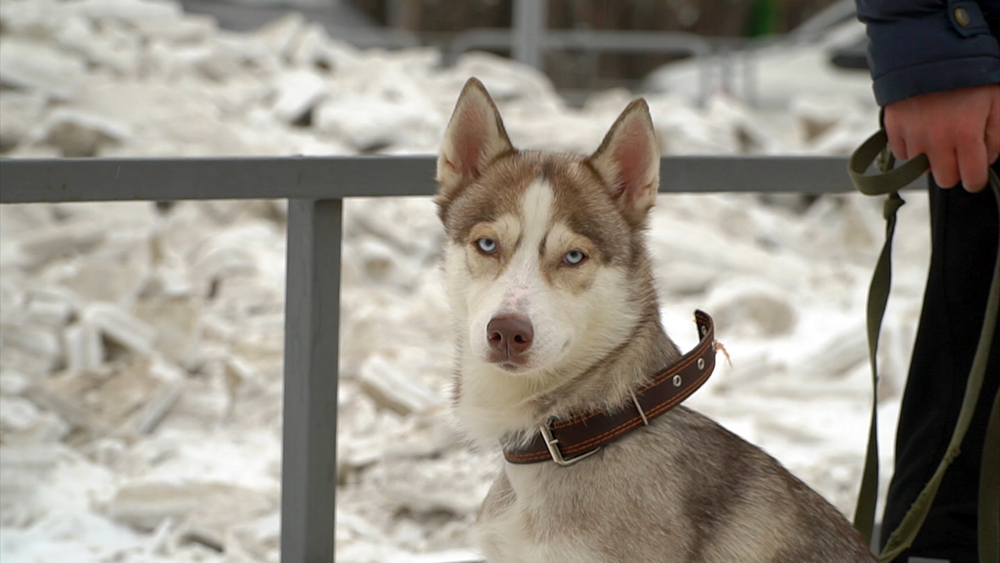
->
[487,315,534,358]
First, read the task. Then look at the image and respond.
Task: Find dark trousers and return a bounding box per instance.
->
[881,161,1000,563]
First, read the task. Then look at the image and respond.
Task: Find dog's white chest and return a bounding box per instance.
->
[472,464,610,563]
[473,506,606,563]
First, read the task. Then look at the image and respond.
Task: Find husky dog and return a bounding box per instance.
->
[435,77,875,563]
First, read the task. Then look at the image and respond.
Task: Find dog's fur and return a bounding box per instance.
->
[435,78,875,563]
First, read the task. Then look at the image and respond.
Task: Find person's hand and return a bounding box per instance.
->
[883,84,1000,193]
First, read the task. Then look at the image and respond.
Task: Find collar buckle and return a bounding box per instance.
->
[539,421,601,466]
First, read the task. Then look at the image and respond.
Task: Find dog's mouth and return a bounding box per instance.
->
[489,356,530,373]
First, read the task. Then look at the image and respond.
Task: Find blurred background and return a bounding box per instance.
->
[1,1,927,562]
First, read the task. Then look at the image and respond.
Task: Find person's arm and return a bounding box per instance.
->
[857,0,1000,191]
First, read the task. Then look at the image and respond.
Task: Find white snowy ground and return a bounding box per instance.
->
[0,1,930,562]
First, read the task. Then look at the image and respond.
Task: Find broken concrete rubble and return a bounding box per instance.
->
[272,68,328,124]
[106,479,274,536]
[31,107,132,157]
[0,37,85,101]
[12,221,105,271]
[0,92,46,152]
[0,396,70,445]
[0,445,60,526]
[83,302,157,355]
[356,353,444,416]
[63,321,104,373]
[24,357,182,439]
[0,323,63,374]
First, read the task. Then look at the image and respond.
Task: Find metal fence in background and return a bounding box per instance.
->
[0,154,888,562]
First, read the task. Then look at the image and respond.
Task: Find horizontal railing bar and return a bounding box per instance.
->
[1,155,903,204]
[0,155,437,203]
[447,29,714,64]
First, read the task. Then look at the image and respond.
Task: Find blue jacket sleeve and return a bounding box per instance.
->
[856,0,1000,106]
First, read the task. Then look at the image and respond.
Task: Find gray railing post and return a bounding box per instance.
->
[512,0,547,68]
[281,198,342,563]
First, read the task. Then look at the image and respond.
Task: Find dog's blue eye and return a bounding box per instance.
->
[564,250,586,265]
[477,238,498,254]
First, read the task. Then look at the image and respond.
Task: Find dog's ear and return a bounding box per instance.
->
[437,78,514,199]
[588,99,660,225]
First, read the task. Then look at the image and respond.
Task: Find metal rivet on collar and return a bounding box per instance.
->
[700,326,708,337]
[697,358,705,370]
[672,374,682,387]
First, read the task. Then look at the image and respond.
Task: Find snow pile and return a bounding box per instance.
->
[1,0,928,562]
[0,0,882,160]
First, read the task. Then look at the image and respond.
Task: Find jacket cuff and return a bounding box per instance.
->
[872,56,1000,106]
[862,1,1000,106]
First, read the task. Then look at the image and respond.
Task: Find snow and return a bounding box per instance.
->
[0,0,926,561]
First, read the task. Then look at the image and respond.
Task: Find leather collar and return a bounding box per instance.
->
[502,310,717,466]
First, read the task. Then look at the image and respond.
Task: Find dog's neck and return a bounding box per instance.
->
[534,307,680,418]
[454,273,682,446]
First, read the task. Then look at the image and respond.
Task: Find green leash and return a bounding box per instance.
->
[848,129,1000,562]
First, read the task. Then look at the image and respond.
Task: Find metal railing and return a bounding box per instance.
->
[0,154,895,562]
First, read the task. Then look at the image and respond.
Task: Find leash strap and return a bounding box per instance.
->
[848,130,1000,562]
[846,130,916,545]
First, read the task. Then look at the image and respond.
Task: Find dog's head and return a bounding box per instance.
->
[436,78,660,382]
